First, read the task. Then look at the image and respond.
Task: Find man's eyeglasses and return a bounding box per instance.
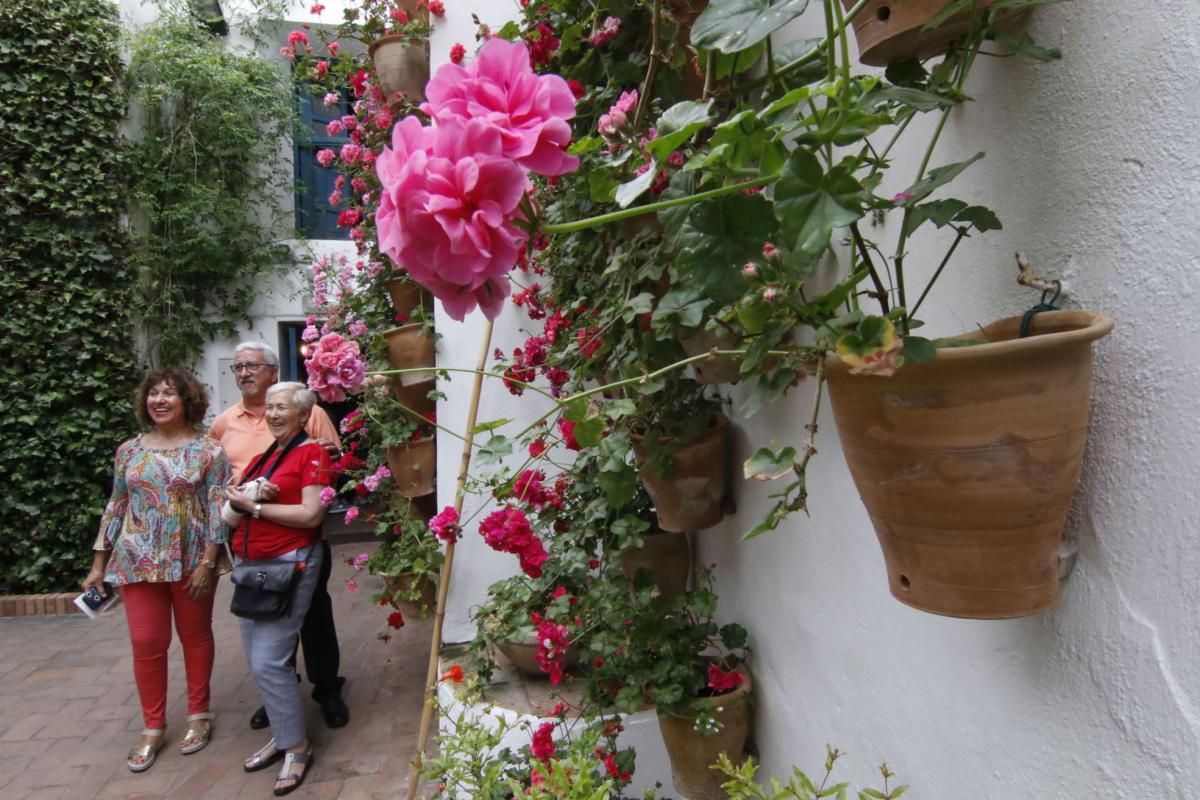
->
[230,363,271,374]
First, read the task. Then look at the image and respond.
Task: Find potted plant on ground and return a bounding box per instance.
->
[585,565,751,800]
[469,572,586,683]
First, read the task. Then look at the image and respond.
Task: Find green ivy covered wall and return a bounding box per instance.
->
[0,0,140,592]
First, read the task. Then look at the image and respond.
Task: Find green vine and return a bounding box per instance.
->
[124,5,295,367]
[0,0,141,592]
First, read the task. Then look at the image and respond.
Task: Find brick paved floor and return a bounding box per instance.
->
[0,544,434,800]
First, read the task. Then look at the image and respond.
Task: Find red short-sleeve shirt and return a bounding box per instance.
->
[230,441,332,560]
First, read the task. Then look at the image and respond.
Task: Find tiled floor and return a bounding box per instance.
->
[0,544,434,800]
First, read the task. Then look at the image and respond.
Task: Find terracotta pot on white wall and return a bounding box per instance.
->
[369,35,430,101]
[841,0,1025,66]
[825,310,1114,619]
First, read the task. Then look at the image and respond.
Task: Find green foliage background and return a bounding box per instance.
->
[125,6,295,368]
[0,0,141,592]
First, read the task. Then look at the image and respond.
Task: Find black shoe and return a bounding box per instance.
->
[250,706,270,730]
[318,694,349,728]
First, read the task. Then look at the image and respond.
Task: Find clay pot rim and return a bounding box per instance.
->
[827,310,1113,376]
[656,664,753,720]
[630,411,729,446]
[386,437,435,453]
[368,33,428,56]
[381,321,435,339]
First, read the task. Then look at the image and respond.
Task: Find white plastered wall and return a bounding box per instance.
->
[437,0,1200,796]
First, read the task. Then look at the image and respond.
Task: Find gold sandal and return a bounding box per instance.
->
[179,712,214,755]
[127,728,165,772]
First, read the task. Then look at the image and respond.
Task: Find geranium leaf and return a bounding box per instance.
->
[897,152,984,206]
[675,193,777,305]
[470,418,511,434]
[563,397,588,423]
[587,171,619,203]
[691,0,812,54]
[597,465,637,507]
[901,336,936,363]
[774,149,868,258]
[476,435,512,465]
[647,100,714,161]
[955,204,1002,232]
[739,369,797,418]
[901,198,967,238]
[573,416,606,448]
[993,31,1061,61]
[743,446,797,480]
[651,286,709,337]
[615,164,657,208]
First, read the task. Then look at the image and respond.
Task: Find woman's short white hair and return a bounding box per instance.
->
[266,381,316,416]
[235,341,279,368]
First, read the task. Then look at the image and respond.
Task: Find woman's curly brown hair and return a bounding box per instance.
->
[133,368,209,428]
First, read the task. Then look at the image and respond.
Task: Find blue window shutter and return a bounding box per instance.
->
[294,82,353,239]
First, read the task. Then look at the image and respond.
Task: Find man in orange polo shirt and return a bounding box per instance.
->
[211,341,350,729]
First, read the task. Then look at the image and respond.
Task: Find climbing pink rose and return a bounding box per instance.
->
[422,38,579,177]
[375,117,529,320]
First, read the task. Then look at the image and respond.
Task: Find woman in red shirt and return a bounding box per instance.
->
[224,382,331,796]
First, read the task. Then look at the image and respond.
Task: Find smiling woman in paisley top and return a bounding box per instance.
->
[82,367,230,773]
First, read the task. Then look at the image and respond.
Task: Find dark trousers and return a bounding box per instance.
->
[299,540,343,700]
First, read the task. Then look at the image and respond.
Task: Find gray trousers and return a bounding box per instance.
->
[237,545,322,750]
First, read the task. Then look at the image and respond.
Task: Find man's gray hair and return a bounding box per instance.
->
[266,381,316,415]
[235,340,279,368]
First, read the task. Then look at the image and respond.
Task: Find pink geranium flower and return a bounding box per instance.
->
[305,332,365,402]
[422,38,579,177]
[375,117,529,320]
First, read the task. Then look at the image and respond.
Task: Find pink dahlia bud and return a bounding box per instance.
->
[762,242,782,265]
[762,286,779,302]
[741,262,758,278]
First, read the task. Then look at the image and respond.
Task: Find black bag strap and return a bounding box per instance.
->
[240,431,310,560]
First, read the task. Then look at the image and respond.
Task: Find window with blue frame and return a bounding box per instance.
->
[294,81,353,239]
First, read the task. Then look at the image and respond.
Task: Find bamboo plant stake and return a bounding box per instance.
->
[405,318,494,800]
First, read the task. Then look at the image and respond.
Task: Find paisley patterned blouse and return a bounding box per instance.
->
[92,433,231,585]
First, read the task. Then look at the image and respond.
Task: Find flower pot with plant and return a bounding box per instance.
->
[585,566,751,800]
[629,381,730,532]
[826,307,1113,618]
[367,497,443,618]
[470,574,586,683]
[381,305,437,376]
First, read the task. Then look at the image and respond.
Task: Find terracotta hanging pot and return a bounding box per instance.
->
[385,278,433,319]
[840,0,1024,66]
[495,636,580,679]
[825,310,1114,619]
[391,377,436,421]
[632,414,730,532]
[368,35,430,101]
[386,437,436,498]
[678,326,741,385]
[382,571,438,619]
[382,322,435,377]
[657,666,752,800]
[619,529,691,600]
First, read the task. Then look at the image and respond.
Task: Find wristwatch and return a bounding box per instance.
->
[200,557,217,570]
[253,503,262,519]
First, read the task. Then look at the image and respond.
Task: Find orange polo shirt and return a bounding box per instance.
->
[210,401,342,480]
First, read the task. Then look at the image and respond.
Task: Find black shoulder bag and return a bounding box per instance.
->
[229,432,317,621]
